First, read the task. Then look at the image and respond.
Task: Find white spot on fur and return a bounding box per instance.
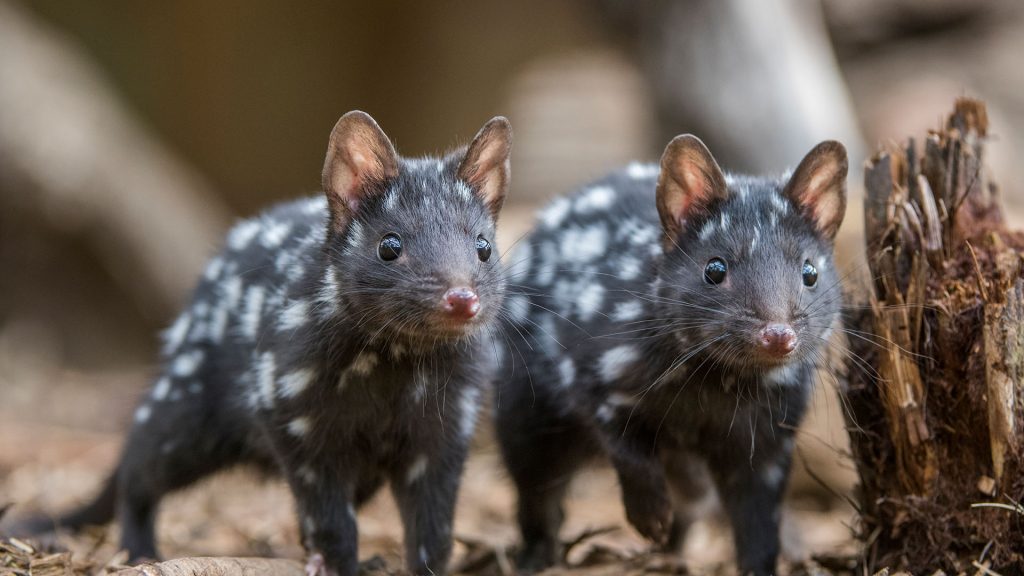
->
[770,193,789,214]
[598,345,640,383]
[699,221,716,242]
[607,391,637,408]
[134,404,152,423]
[390,343,407,360]
[611,300,644,322]
[576,283,605,321]
[152,377,172,401]
[347,504,357,520]
[617,255,642,280]
[534,243,558,286]
[240,286,266,340]
[279,367,316,399]
[574,185,616,213]
[460,386,481,439]
[302,196,327,215]
[278,299,310,331]
[505,295,529,323]
[419,546,429,567]
[719,213,730,231]
[350,352,378,376]
[762,462,785,487]
[454,181,474,202]
[384,189,400,211]
[207,305,230,342]
[558,357,575,388]
[296,465,317,484]
[406,454,428,485]
[221,276,244,309]
[540,197,571,229]
[163,313,191,355]
[619,218,659,246]
[764,363,800,387]
[506,242,532,281]
[172,349,205,377]
[626,162,659,179]
[227,220,261,251]
[346,220,365,251]
[260,220,293,248]
[287,417,311,437]
[316,266,339,318]
[254,351,276,409]
[563,225,608,263]
[203,257,225,281]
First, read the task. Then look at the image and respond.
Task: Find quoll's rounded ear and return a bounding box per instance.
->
[457,116,512,218]
[322,111,399,231]
[656,134,729,241]
[783,140,848,241]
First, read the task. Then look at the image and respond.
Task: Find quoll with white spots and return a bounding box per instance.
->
[12,111,513,576]
[496,135,848,576]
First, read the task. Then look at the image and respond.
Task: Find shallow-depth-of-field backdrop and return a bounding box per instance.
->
[2,1,1024,574]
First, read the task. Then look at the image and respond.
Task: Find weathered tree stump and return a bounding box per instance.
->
[844,98,1024,572]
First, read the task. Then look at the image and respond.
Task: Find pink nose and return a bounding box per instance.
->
[442,287,480,320]
[759,323,797,357]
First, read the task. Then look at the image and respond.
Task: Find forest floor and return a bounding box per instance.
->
[1,363,860,576]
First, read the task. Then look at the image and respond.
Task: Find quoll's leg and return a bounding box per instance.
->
[116,379,248,562]
[389,436,469,576]
[705,433,795,576]
[289,469,359,576]
[496,371,597,572]
[600,415,673,546]
[661,451,712,554]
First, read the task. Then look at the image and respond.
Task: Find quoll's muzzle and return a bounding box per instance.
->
[759,323,797,358]
[442,287,480,320]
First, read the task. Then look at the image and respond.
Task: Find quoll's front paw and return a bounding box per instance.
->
[622,489,673,546]
[305,553,336,576]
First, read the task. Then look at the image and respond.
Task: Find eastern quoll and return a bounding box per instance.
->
[497,135,847,576]
[11,111,513,576]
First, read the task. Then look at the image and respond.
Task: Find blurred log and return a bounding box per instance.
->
[116,557,305,576]
[0,1,231,318]
[599,0,867,176]
[845,99,1024,572]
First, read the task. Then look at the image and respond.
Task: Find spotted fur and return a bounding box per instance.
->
[496,137,847,576]
[15,112,512,576]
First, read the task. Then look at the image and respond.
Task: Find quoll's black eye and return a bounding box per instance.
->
[378,233,402,261]
[802,260,818,287]
[704,257,727,285]
[476,235,492,262]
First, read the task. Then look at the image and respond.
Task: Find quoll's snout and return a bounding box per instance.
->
[442,287,480,320]
[759,323,797,357]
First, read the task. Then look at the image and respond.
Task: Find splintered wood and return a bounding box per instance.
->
[846,99,1024,572]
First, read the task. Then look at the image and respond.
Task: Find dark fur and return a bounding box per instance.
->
[10,114,511,576]
[496,142,846,576]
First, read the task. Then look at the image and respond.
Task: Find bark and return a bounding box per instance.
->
[845,98,1024,572]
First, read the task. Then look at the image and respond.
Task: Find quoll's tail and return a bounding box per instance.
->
[3,472,118,536]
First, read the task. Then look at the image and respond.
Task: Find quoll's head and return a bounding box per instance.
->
[654,135,847,373]
[321,111,511,343]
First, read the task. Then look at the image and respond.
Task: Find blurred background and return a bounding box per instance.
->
[2,0,1023,572]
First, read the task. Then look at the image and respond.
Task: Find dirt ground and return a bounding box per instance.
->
[0,359,860,576]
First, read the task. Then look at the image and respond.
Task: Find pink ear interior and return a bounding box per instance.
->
[783,140,848,240]
[457,116,512,216]
[321,111,398,221]
[656,135,728,237]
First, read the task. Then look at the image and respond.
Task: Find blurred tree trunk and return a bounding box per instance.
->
[845,99,1024,573]
[0,0,231,319]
